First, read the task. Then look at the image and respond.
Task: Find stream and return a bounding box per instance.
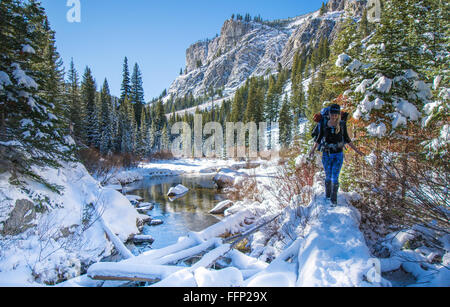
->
[124,174,228,249]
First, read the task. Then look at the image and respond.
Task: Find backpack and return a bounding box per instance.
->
[311,107,349,152]
[311,107,331,140]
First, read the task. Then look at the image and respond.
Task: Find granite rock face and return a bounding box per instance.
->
[165,0,366,101]
[1,199,36,236]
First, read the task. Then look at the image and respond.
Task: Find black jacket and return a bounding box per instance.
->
[315,121,351,154]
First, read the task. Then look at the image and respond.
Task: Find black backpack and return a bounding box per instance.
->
[311,108,349,152]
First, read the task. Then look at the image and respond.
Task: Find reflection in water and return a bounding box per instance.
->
[124,174,227,249]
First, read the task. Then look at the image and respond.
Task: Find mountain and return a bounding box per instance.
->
[163,0,367,104]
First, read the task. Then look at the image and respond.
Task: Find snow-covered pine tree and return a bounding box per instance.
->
[418,0,449,160]
[348,0,432,149]
[0,0,75,190]
[336,0,447,207]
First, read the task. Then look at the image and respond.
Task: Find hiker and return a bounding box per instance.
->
[308,104,364,206]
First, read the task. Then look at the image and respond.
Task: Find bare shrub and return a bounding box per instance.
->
[226,171,260,203]
[78,148,140,184]
[267,158,318,208]
[147,150,174,161]
[351,150,449,237]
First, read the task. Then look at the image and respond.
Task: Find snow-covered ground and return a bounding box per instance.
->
[1,157,448,287]
[0,162,142,286]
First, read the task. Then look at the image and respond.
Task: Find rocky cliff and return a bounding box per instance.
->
[164,0,367,102]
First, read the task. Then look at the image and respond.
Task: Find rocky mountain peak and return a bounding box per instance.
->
[165,0,367,103]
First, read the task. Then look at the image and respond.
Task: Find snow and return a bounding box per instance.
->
[345,59,363,73]
[433,75,442,90]
[1,156,448,287]
[395,98,421,121]
[336,53,351,68]
[194,266,243,287]
[0,71,12,90]
[366,122,387,138]
[390,112,407,129]
[371,76,392,94]
[209,200,234,214]
[167,184,189,197]
[11,63,38,89]
[355,79,372,94]
[21,44,36,54]
[0,161,141,285]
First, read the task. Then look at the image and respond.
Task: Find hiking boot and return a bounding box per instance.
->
[325,180,331,200]
[331,182,339,206]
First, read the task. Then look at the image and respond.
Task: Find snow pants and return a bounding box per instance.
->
[322,151,344,185]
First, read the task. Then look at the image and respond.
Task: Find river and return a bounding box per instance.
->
[124,174,228,249]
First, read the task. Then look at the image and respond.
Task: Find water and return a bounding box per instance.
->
[124,174,227,249]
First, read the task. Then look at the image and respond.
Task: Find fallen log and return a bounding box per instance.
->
[87,262,183,283]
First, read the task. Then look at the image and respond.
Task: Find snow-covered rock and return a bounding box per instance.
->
[209,200,234,215]
[167,184,189,197]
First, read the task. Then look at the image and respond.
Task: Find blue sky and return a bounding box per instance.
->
[40,0,325,100]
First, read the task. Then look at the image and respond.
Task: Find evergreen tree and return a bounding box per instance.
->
[99,79,113,155]
[244,79,263,124]
[120,57,131,104]
[81,66,99,147]
[0,0,75,189]
[130,62,145,127]
[66,58,83,141]
[278,95,292,148]
[230,87,245,123]
[320,2,327,16]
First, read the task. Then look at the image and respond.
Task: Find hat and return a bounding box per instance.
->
[330,104,341,114]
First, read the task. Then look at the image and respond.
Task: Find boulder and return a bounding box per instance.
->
[167,184,189,197]
[209,200,234,215]
[149,219,164,226]
[1,199,36,236]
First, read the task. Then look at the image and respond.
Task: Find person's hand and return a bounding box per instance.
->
[308,151,314,161]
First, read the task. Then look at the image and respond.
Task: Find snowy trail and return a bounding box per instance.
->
[243,192,389,287]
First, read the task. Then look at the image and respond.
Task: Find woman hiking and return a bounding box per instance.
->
[308,104,364,206]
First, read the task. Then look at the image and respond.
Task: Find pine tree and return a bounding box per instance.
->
[99,79,113,155]
[230,88,245,123]
[278,95,292,148]
[359,8,370,39]
[66,58,83,141]
[130,63,145,127]
[244,79,263,124]
[120,56,130,104]
[0,0,75,189]
[81,66,99,147]
[320,2,327,16]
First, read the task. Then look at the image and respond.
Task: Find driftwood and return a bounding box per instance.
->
[87,263,182,282]
[86,208,275,283]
